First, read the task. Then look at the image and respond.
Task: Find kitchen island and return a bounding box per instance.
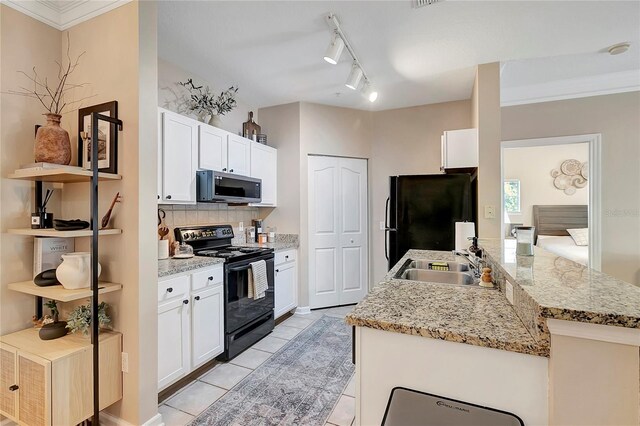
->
[347,242,640,426]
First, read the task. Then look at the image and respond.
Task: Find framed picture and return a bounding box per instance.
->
[78,101,118,174]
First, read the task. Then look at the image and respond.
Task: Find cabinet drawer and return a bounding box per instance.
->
[275,249,296,266]
[158,275,190,303]
[191,265,223,291]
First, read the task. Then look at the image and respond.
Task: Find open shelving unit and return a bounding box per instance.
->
[5,113,124,425]
[8,228,122,237]
[8,281,122,302]
[8,168,121,183]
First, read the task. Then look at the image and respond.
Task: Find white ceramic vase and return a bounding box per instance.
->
[56,252,102,290]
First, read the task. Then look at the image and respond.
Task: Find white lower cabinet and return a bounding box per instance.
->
[157,265,224,390]
[191,285,224,369]
[274,249,298,319]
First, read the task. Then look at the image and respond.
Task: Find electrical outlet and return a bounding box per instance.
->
[484,205,496,219]
[379,221,385,231]
[239,221,244,232]
[121,352,129,373]
[506,280,514,305]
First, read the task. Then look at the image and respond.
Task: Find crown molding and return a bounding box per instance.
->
[501,69,640,107]
[2,0,132,30]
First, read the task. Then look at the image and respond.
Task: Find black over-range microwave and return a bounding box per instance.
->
[196,170,262,204]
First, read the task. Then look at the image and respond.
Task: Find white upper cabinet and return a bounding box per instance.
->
[227,134,251,176]
[441,128,478,170]
[250,142,277,206]
[159,109,198,204]
[199,124,228,172]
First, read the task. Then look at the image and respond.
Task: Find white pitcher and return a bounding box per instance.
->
[56,252,102,290]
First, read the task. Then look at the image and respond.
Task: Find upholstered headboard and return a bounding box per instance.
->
[532,205,588,244]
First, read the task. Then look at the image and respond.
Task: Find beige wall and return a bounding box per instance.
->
[1,3,159,424]
[549,334,639,425]
[503,143,589,228]
[59,2,159,423]
[369,100,472,283]
[158,57,257,137]
[502,92,640,285]
[298,103,372,307]
[0,5,63,335]
[258,102,301,235]
[473,62,502,238]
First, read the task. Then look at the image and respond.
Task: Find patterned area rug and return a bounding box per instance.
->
[190,315,354,426]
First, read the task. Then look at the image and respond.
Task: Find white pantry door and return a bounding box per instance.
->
[308,156,368,309]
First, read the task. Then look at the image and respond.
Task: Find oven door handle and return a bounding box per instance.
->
[228,265,252,273]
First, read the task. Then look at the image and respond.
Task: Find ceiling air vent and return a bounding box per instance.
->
[414,0,443,8]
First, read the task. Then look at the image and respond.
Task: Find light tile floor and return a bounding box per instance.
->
[158,305,357,426]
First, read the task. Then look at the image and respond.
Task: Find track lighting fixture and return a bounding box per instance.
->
[362,84,378,102]
[345,64,363,90]
[324,13,379,102]
[324,34,345,65]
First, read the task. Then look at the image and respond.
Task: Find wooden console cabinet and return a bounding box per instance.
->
[0,328,122,426]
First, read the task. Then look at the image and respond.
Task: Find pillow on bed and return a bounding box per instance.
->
[567,228,589,246]
[536,235,576,248]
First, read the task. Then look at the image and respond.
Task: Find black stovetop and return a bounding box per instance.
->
[174,224,273,263]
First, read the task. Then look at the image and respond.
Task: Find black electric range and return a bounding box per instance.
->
[175,224,275,360]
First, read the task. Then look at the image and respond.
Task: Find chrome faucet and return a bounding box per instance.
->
[452,250,483,278]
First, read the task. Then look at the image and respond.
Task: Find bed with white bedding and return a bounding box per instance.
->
[532,205,589,266]
[536,235,588,266]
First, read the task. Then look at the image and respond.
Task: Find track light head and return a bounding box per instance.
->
[345,64,363,90]
[324,34,345,65]
[362,83,378,102]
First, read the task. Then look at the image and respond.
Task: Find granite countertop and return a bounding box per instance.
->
[481,239,640,336]
[158,234,298,278]
[158,256,224,278]
[346,249,549,357]
[236,233,299,252]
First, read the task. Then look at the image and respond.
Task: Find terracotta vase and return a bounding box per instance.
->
[35,113,71,165]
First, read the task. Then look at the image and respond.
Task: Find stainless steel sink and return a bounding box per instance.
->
[408,260,470,272]
[398,268,477,286]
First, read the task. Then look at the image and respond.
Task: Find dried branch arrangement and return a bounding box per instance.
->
[7,33,92,115]
[178,78,238,117]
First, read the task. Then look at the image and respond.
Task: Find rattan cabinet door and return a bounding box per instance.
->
[0,344,18,420]
[17,352,51,426]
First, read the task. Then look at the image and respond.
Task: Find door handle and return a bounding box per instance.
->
[9,385,18,391]
[166,287,173,293]
[166,195,172,200]
[230,169,234,173]
[223,168,227,172]
[275,269,279,273]
[208,276,213,281]
[183,300,189,304]
[194,296,200,301]
[350,239,354,243]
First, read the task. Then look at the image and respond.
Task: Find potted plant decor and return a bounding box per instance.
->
[66,300,111,336]
[178,78,238,127]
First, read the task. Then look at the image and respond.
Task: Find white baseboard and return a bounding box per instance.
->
[100,411,164,426]
[294,306,311,315]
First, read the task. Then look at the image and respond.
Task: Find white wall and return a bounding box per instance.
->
[158,57,257,137]
[503,143,589,227]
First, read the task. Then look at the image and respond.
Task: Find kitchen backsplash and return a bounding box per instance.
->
[159,203,260,236]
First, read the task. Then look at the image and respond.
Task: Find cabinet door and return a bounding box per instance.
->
[158,296,191,389]
[275,261,297,319]
[199,124,228,172]
[442,128,478,169]
[0,345,17,421]
[158,109,163,202]
[17,352,51,426]
[250,142,277,206]
[161,111,198,203]
[227,134,251,176]
[191,285,224,368]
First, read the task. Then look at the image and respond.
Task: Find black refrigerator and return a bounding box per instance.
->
[385,173,477,270]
